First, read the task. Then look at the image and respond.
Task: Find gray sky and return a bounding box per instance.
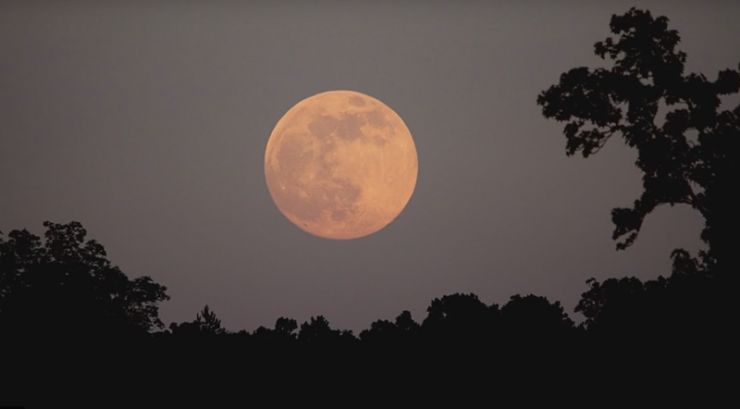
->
[2,1,738,331]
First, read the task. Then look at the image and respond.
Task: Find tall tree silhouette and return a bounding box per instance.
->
[170,305,226,336]
[0,221,169,337]
[537,8,739,273]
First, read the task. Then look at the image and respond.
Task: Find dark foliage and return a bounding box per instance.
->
[537,7,739,276]
[576,250,735,342]
[169,305,225,337]
[535,7,738,349]
[1,8,735,402]
[2,222,726,351]
[1,9,732,355]
[0,221,168,339]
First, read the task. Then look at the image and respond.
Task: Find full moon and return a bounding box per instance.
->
[264,90,418,240]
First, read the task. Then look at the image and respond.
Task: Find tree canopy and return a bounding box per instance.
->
[0,8,734,355]
[537,8,739,274]
[0,221,169,337]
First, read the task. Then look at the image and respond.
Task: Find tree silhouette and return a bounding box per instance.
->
[576,249,733,340]
[275,316,298,338]
[197,305,225,334]
[420,293,499,345]
[0,221,169,337]
[2,10,735,379]
[294,315,355,349]
[249,316,299,347]
[359,310,420,345]
[576,276,649,336]
[394,310,420,333]
[500,294,574,340]
[537,8,740,273]
[170,305,226,336]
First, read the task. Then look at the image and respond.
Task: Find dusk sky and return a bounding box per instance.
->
[2,0,738,331]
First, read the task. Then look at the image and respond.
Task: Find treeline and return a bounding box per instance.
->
[3,8,738,351]
[2,7,738,404]
[0,221,732,350]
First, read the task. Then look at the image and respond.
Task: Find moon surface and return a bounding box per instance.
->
[264,90,418,240]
